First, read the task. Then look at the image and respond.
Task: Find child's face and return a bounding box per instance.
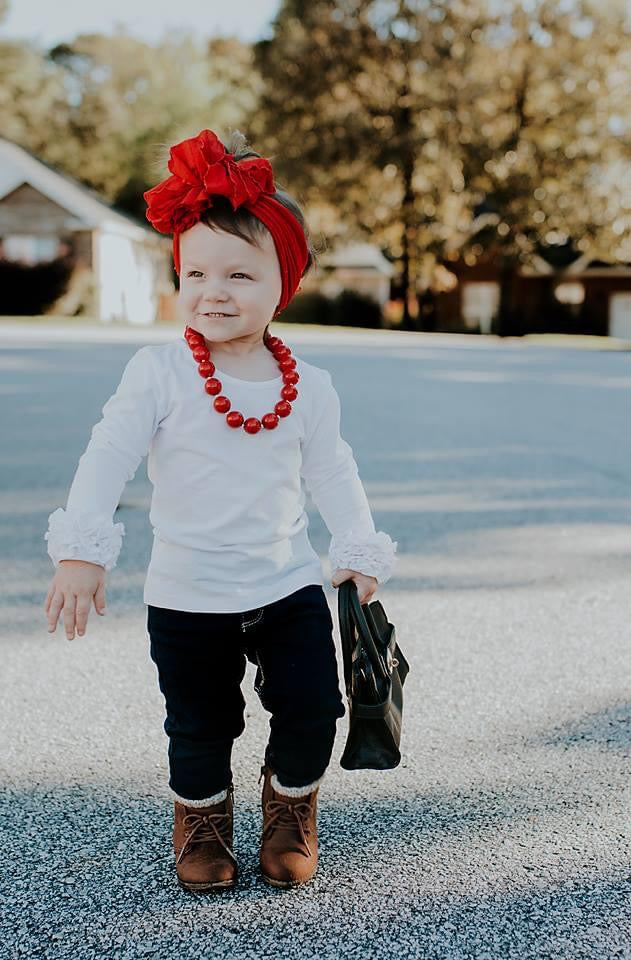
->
[178,222,282,346]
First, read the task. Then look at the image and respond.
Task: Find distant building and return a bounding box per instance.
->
[303,242,395,306]
[0,136,173,324]
[432,248,631,338]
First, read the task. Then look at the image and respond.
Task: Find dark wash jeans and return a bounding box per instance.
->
[147,584,346,801]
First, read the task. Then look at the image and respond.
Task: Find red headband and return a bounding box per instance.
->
[143,129,309,316]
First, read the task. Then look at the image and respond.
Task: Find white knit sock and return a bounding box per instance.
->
[171,786,229,807]
[270,772,324,797]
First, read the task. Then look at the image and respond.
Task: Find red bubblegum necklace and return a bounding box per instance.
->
[184,326,299,434]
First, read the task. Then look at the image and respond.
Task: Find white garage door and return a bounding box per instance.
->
[462,282,500,334]
[609,293,631,340]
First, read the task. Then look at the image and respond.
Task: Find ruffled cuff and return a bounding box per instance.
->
[329,529,398,585]
[44,508,125,572]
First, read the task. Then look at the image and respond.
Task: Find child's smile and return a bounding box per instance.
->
[178,222,282,355]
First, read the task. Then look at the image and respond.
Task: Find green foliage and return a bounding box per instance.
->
[281,288,383,328]
[331,289,383,328]
[281,291,335,325]
[249,0,630,326]
[0,32,258,216]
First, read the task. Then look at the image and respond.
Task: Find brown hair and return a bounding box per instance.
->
[196,129,319,339]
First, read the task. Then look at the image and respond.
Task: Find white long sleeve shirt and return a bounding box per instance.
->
[45,337,397,613]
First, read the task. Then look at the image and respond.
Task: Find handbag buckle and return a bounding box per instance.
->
[385,646,398,674]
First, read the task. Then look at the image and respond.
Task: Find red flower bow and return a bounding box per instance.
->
[143,128,308,315]
[144,129,276,235]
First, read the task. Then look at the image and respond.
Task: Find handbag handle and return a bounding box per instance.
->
[338,580,390,683]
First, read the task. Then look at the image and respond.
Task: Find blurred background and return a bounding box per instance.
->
[0,0,629,338]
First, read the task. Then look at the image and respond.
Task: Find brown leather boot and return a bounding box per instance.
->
[259,764,319,888]
[173,785,237,891]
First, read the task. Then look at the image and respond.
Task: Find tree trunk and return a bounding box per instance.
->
[399,215,415,331]
[494,257,516,336]
[397,72,419,331]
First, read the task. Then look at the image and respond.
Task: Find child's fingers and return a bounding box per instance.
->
[62,595,77,641]
[44,583,54,614]
[47,590,63,632]
[75,595,92,637]
[94,581,106,615]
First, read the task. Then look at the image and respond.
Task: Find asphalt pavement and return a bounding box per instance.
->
[1,323,629,959]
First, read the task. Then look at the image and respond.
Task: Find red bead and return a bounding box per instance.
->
[226,411,244,428]
[198,360,215,377]
[204,377,222,395]
[192,335,298,433]
[214,396,231,413]
[262,413,279,430]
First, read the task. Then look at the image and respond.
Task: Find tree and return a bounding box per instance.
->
[0,40,69,151]
[452,0,630,332]
[0,28,258,219]
[250,0,630,331]
[251,0,489,329]
[45,31,258,216]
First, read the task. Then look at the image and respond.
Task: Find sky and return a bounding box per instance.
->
[1,0,283,47]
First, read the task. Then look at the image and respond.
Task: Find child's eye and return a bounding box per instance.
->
[185,271,251,279]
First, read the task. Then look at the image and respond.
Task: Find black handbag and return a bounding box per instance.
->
[337,579,410,770]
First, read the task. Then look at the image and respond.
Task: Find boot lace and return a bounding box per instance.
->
[176,810,236,866]
[263,800,314,858]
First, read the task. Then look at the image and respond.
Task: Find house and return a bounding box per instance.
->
[0,136,173,324]
[430,247,631,338]
[303,242,396,306]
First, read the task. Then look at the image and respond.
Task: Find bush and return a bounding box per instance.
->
[281,288,384,328]
[0,257,74,315]
[332,289,383,328]
[281,290,337,325]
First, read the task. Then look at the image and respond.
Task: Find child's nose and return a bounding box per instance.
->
[201,286,229,302]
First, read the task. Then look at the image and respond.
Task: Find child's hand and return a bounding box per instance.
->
[44,560,107,641]
[331,568,378,605]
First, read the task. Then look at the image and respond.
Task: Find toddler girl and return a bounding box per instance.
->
[43,129,397,892]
